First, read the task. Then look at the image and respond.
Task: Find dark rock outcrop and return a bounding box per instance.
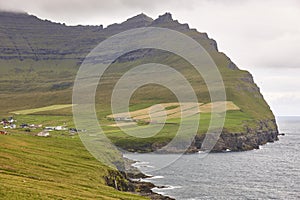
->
[117,119,279,154]
[104,162,174,200]
[190,119,278,153]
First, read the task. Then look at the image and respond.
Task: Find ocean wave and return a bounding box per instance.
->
[132,161,155,169]
[146,175,164,179]
[153,185,182,191]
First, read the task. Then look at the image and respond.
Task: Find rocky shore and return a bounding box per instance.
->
[119,119,279,154]
[104,158,174,200]
[125,159,175,200]
[189,119,279,153]
[103,119,279,199]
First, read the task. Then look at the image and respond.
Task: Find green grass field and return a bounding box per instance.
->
[1,106,152,199]
[0,133,148,200]
[10,104,74,115]
[3,101,257,155]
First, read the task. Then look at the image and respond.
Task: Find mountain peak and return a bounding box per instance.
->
[154,12,173,23]
[123,13,153,25]
[104,13,153,30]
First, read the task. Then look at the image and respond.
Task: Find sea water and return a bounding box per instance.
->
[125,116,300,199]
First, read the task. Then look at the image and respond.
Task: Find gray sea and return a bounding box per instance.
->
[125,116,300,200]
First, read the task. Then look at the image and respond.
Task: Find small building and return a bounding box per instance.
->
[0,130,7,135]
[69,128,78,133]
[55,126,67,131]
[1,119,9,126]
[10,124,16,129]
[37,131,50,137]
[29,124,36,129]
[20,123,29,128]
[44,127,55,131]
[28,124,42,129]
[8,117,15,123]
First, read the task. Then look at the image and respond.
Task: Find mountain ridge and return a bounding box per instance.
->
[0,11,219,61]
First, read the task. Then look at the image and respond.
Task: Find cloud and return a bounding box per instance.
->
[174,0,300,69]
[249,67,300,116]
[264,91,300,116]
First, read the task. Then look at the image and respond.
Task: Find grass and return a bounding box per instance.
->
[102,104,254,152]
[107,101,240,122]
[0,133,148,200]
[11,104,74,115]
[1,100,254,156]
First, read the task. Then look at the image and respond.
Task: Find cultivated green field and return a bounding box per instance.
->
[10,104,74,115]
[4,102,256,154]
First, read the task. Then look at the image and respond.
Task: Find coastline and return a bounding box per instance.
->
[121,133,282,200]
[190,119,279,153]
[124,158,175,200]
[124,119,280,153]
[104,119,280,199]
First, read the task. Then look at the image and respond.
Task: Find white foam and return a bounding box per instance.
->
[132,161,155,169]
[146,175,164,180]
[153,185,182,191]
[198,150,209,154]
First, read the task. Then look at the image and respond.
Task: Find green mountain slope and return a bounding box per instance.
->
[0,11,278,150]
[0,134,148,200]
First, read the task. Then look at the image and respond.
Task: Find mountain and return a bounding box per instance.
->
[0,11,279,152]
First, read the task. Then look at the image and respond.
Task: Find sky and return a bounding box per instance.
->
[0,0,299,116]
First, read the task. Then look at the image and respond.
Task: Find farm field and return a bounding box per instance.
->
[107,101,240,123]
[3,102,253,154]
[10,104,74,115]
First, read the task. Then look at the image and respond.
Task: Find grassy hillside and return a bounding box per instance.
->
[0,133,147,200]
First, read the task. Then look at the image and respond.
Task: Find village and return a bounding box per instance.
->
[0,116,82,137]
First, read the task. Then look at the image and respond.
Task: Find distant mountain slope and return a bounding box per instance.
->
[0,11,278,152]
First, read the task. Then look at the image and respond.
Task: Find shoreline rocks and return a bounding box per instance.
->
[120,119,279,154]
[104,119,279,199]
[104,158,175,200]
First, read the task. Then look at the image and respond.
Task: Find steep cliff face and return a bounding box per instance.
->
[189,119,279,152]
[0,11,104,61]
[104,168,174,200]
[0,11,278,151]
[0,12,218,62]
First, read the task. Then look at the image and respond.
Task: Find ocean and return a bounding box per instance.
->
[125,116,300,200]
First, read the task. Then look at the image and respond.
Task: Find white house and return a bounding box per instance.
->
[37,131,50,137]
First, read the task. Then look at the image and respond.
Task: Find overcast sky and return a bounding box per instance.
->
[1,0,299,116]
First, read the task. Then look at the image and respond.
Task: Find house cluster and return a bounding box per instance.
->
[69,128,82,134]
[0,116,81,137]
[37,127,84,137]
[1,117,17,129]
[36,126,67,137]
[44,126,68,131]
[20,123,43,129]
